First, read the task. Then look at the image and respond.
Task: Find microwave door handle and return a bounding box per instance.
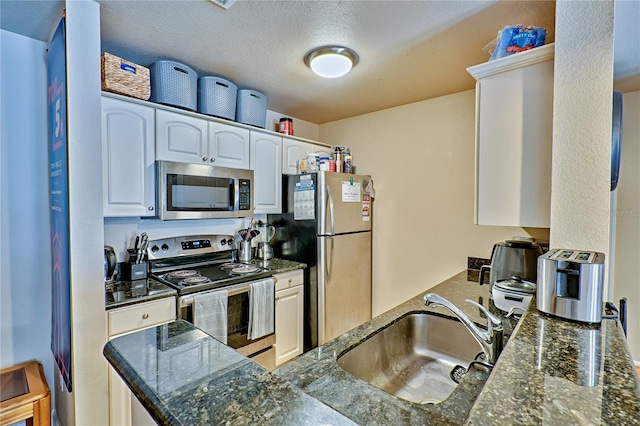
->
[231,178,239,211]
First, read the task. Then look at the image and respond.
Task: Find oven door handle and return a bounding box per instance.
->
[179,282,253,308]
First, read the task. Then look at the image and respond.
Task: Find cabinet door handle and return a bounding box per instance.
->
[202,157,208,162]
[209,158,215,163]
[288,279,292,284]
[148,206,154,211]
[142,313,149,319]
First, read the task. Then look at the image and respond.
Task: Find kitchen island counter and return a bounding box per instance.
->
[104,271,640,425]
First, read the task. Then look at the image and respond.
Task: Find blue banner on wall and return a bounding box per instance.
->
[48,18,72,392]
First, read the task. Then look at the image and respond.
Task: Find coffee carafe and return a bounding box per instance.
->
[252,221,276,260]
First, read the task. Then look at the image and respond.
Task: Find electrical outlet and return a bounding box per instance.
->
[209,0,236,10]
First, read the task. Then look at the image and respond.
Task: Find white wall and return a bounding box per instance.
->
[61,1,109,424]
[0,28,55,401]
[320,90,549,316]
[613,90,640,361]
[550,2,614,259]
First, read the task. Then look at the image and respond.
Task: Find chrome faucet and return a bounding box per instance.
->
[424,293,504,365]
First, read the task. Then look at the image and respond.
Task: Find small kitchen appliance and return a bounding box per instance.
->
[492,276,537,313]
[480,238,543,288]
[146,234,276,367]
[156,161,253,220]
[253,221,275,260]
[536,249,605,323]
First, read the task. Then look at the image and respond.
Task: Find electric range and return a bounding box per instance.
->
[147,234,272,295]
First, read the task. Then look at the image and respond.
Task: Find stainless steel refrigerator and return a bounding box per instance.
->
[268,172,373,350]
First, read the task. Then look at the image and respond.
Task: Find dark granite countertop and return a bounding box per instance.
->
[105,258,306,310]
[104,320,355,425]
[276,271,500,425]
[104,270,640,425]
[466,307,640,425]
[105,278,177,310]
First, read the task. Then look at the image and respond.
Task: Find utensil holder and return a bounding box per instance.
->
[239,241,252,262]
[122,262,148,281]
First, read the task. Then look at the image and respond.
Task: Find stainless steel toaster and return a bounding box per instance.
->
[536,249,605,323]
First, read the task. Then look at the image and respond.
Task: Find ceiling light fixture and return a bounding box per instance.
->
[304,46,359,78]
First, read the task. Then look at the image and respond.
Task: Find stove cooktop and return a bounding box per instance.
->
[152,262,272,295]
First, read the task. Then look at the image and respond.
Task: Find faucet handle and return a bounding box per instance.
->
[464,299,503,332]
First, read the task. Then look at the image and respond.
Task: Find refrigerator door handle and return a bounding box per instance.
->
[326,185,335,236]
[325,236,334,284]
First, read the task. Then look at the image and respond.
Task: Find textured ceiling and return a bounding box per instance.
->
[1,0,638,124]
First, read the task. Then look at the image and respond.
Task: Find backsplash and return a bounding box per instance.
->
[467,257,491,283]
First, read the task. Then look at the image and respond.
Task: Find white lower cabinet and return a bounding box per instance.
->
[107,297,176,426]
[274,270,304,366]
[250,131,282,214]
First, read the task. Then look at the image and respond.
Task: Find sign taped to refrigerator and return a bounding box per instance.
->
[294,175,315,220]
[342,181,361,202]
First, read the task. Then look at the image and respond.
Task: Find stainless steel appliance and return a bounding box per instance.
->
[156,161,253,220]
[268,172,373,349]
[147,234,276,368]
[480,238,543,288]
[253,221,275,260]
[537,249,605,323]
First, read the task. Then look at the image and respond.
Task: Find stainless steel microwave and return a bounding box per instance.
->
[157,161,253,220]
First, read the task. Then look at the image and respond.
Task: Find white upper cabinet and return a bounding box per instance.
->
[101,97,156,217]
[282,138,317,174]
[207,122,250,169]
[155,109,208,163]
[250,130,282,214]
[467,43,554,228]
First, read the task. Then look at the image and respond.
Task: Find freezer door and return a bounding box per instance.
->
[318,232,372,344]
[318,172,372,235]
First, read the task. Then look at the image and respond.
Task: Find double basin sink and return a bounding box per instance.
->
[336,311,489,405]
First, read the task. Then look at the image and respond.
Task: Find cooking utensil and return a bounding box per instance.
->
[244,218,254,240]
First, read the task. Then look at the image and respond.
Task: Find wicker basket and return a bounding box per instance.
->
[101,52,150,100]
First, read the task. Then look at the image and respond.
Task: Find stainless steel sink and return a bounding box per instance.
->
[337,312,484,404]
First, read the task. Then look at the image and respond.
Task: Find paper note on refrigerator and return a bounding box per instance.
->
[294,179,315,220]
[342,181,361,202]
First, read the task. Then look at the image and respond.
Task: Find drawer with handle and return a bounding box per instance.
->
[274,269,304,292]
[108,297,176,337]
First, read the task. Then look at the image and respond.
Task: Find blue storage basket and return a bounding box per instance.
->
[149,60,197,111]
[198,76,238,120]
[236,89,267,128]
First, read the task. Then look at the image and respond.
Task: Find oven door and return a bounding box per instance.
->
[178,281,276,369]
[157,161,253,220]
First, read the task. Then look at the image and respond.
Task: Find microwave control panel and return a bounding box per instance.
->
[239,179,251,210]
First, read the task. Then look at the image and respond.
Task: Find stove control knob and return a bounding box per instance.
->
[221,239,227,245]
[161,243,169,251]
[151,245,159,253]
[226,238,234,246]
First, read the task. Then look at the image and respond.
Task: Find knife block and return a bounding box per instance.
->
[122,262,147,281]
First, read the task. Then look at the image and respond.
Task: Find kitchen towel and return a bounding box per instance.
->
[248,278,275,340]
[194,289,228,344]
